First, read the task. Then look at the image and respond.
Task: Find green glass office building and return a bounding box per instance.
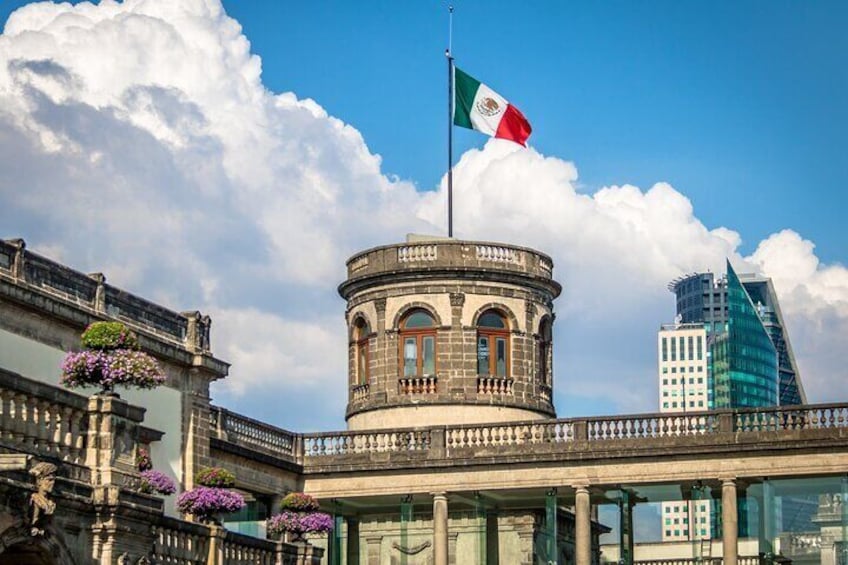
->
[712,262,778,408]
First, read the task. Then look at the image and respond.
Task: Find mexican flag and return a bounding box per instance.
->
[453,66,532,146]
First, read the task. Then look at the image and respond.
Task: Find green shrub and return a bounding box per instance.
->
[195,467,236,488]
[81,321,139,350]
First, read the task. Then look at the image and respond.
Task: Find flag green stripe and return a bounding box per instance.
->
[453,66,480,130]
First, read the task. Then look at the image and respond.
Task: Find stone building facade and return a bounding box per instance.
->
[1,236,848,565]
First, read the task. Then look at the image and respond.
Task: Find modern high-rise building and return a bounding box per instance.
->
[659,260,808,543]
[667,261,806,408]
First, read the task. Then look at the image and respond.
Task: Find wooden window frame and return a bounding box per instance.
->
[356,328,370,385]
[399,311,437,378]
[477,311,510,378]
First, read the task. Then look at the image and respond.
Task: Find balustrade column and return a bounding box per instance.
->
[20,393,36,447]
[36,400,51,451]
[432,492,448,565]
[722,478,738,565]
[574,485,592,565]
[58,406,73,460]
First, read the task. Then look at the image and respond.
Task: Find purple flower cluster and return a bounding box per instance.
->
[60,349,165,390]
[140,470,177,495]
[176,486,245,519]
[267,511,334,535]
[280,492,319,512]
[195,467,236,488]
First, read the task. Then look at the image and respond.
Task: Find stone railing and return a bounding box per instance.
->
[397,244,438,262]
[221,531,278,565]
[211,407,298,461]
[586,412,719,440]
[735,403,848,431]
[447,420,574,449]
[153,517,211,565]
[477,376,513,395]
[342,240,557,284]
[303,428,432,457]
[0,238,209,352]
[351,383,370,400]
[633,557,724,565]
[210,402,848,467]
[0,368,88,464]
[475,244,520,265]
[398,376,437,394]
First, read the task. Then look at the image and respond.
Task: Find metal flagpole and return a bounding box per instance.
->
[446,6,454,238]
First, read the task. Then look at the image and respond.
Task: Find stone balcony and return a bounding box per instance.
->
[339,239,561,298]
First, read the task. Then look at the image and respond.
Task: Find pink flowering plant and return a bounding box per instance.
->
[267,492,333,538]
[267,510,333,536]
[60,322,165,391]
[176,486,245,521]
[140,470,177,495]
[136,447,152,471]
[280,492,320,512]
[195,467,236,488]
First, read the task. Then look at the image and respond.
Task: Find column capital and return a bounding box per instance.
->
[720,476,737,486]
[571,483,590,494]
[430,491,448,500]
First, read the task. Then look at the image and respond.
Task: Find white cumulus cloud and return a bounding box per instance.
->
[1,0,845,427]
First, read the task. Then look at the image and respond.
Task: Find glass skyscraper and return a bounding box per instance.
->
[712,262,778,408]
[663,261,810,541]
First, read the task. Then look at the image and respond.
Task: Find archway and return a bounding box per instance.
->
[0,541,56,565]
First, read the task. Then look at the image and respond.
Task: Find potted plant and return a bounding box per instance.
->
[60,321,165,394]
[176,487,245,524]
[176,467,245,525]
[139,470,177,495]
[266,493,333,542]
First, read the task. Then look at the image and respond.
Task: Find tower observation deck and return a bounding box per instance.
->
[338,238,562,430]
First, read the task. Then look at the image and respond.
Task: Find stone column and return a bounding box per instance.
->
[365,536,382,565]
[433,492,449,565]
[722,478,738,565]
[574,486,591,565]
[346,518,360,565]
[207,524,226,565]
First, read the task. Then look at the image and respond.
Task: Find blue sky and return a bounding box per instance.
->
[0,1,846,430]
[218,0,848,260]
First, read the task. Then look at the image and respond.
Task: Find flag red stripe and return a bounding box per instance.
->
[494,104,532,146]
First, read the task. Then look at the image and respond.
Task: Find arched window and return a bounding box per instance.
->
[354,318,370,385]
[477,310,509,377]
[539,317,553,385]
[399,309,437,377]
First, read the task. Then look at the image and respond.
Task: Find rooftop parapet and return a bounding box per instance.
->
[0,238,216,357]
[339,239,561,298]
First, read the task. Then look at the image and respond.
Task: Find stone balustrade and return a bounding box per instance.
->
[210,402,848,469]
[0,368,87,464]
[397,244,438,262]
[351,383,369,400]
[221,531,278,565]
[341,240,557,286]
[585,412,718,440]
[153,517,211,565]
[447,420,573,448]
[633,555,761,565]
[211,407,298,460]
[398,376,437,395]
[0,238,212,352]
[302,428,432,457]
[477,376,513,395]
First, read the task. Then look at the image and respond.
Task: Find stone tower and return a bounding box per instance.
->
[339,237,562,430]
